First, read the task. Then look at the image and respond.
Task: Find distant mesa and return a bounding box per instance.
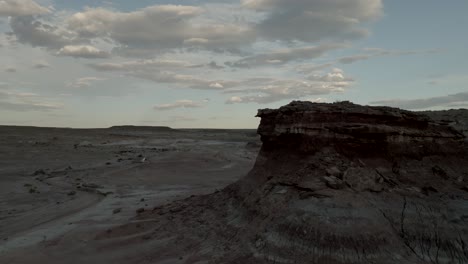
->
[108,125,174,132]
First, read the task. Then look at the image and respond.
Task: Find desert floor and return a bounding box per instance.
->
[0,126,260,263]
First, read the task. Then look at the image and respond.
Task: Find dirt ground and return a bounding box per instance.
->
[0,126,260,264]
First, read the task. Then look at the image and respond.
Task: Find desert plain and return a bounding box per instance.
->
[0,125,260,263]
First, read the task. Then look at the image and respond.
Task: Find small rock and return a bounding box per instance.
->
[82,183,101,189]
[136,208,145,214]
[323,176,345,190]
[67,191,76,196]
[32,169,47,176]
[113,208,122,214]
[326,167,342,178]
[255,238,265,249]
[432,166,448,179]
[275,188,287,194]
[422,186,438,195]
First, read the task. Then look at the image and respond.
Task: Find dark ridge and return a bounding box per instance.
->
[108,125,174,131]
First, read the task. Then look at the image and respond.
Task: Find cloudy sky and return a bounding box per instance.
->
[0,0,467,128]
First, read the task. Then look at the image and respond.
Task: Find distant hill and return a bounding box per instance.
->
[108,125,174,132]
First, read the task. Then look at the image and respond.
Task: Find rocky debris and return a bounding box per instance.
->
[32,169,47,176]
[113,208,122,214]
[322,175,345,190]
[82,183,102,189]
[74,141,93,149]
[115,101,468,264]
[342,167,384,192]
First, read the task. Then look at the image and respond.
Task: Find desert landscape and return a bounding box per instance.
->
[0,125,260,263]
[1,101,468,264]
[2,0,468,263]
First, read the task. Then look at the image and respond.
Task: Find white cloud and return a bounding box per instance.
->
[153,100,203,111]
[0,0,50,17]
[67,77,107,88]
[225,68,353,104]
[66,5,255,53]
[295,63,334,74]
[226,43,346,68]
[0,90,63,111]
[370,92,468,110]
[89,59,193,71]
[32,61,50,69]
[338,48,440,64]
[243,0,383,42]
[89,59,236,90]
[9,16,78,49]
[57,45,110,59]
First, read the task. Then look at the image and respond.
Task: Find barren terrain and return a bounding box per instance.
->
[0,126,259,263]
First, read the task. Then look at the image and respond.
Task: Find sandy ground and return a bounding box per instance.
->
[0,126,260,264]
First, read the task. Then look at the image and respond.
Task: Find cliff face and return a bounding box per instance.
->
[229,101,468,263]
[257,101,464,156]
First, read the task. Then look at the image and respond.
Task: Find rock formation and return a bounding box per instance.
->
[229,101,468,263]
[104,101,468,264]
[422,109,468,139]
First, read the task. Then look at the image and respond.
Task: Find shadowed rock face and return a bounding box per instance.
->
[110,101,468,264]
[229,101,468,263]
[256,101,464,157]
[422,109,468,139]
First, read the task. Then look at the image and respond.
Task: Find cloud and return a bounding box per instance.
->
[153,100,203,111]
[225,68,353,104]
[0,90,63,111]
[226,43,346,68]
[9,16,78,49]
[57,45,110,59]
[32,61,50,69]
[295,63,334,74]
[338,48,440,64]
[89,59,193,72]
[0,101,62,111]
[89,59,236,90]
[5,66,16,73]
[0,0,50,17]
[243,0,383,42]
[67,77,107,88]
[206,61,224,69]
[369,92,468,110]
[66,5,255,53]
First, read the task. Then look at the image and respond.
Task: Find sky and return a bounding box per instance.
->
[0,0,467,128]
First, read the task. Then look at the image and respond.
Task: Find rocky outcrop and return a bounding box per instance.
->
[422,109,468,139]
[228,101,468,263]
[109,101,468,264]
